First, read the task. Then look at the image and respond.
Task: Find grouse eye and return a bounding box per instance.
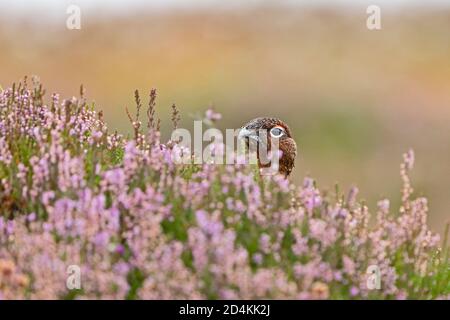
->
[270,126,284,138]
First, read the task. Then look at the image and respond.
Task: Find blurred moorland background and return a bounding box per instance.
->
[0,0,449,235]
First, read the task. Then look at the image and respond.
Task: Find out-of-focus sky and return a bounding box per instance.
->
[1,0,450,15]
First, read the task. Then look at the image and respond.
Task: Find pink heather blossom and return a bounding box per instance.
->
[350,286,359,297]
[205,108,222,122]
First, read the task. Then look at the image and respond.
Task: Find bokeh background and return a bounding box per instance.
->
[1,0,449,235]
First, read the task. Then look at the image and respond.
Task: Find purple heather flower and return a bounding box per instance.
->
[115,244,125,255]
[350,286,359,297]
[205,108,222,122]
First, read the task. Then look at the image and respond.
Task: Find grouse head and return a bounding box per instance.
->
[238,117,297,177]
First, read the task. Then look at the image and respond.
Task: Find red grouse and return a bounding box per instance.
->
[238,117,297,177]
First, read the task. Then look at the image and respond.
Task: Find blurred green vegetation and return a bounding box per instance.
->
[297,105,379,155]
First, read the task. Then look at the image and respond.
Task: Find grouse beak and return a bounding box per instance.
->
[238,128,260,145]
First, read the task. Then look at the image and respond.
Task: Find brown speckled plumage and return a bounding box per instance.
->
[240,117,297,177]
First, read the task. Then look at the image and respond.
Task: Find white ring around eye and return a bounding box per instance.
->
[270,126,285,138]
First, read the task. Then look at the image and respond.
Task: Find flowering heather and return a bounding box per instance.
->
[0,79,448,300]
